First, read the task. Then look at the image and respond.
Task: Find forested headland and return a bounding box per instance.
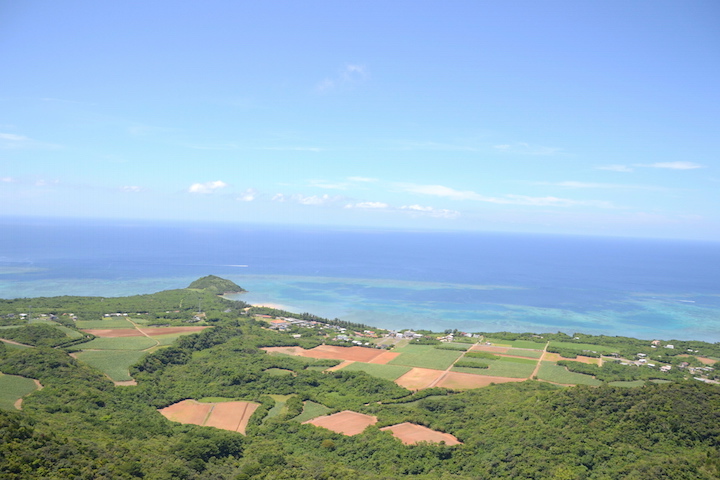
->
[1,277,719,479]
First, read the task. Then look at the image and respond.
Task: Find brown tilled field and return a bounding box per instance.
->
[304,410,378,436]
[381,422,462,445]
[436,372,525,390]
[158,399,259,434]
[394,367,444,390]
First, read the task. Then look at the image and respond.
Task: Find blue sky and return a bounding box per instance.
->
[1,1,719,239]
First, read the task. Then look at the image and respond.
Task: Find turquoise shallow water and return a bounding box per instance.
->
[2,218,719,342]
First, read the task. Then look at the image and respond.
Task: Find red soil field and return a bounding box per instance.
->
[469,345,510,354]
[304,410,378,436]
[159,400,212,426]
[158,399,259,434]
[381,422,462,445]
[262,345,393,363]
[436,372,525,390]
[394,367,445,390]
[82,326,210,338]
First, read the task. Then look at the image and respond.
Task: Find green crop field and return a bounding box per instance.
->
[76,350,147,382]
[337,362,411,381]
[484,338,546,350]
[293,401,330,423]
[265,394,292,421]
[388,345,463,370]
[454,358,536,378]
[435,343,470,351]
[75,318,135,329]
[79,336,158,350]
[151,333,189,346]
[548,341,617,354]
[537,361,602,386]
[506,348,544,358]
[0,374,39,410]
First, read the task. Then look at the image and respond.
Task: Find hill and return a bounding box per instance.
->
[187,275,246,295]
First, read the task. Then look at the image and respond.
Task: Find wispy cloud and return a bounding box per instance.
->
[399,183,613,208]
[535,181,663,191]
[598,161,704,172]
[308,180,348,190]
[257,146,323,152]
[347,176,378,183]
[596,164,635,173]
[638,161,704,170]
[316,64,368,92]
[188,180,228,194]
[120,186,144,193]
[0,132,61,150]
[492,142,562,156]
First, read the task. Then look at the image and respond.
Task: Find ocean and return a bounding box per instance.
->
[2,216,719,342]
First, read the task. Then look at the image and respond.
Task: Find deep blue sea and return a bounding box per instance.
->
[2,217,719,342]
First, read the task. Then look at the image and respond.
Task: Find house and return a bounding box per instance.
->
[660,365,672,372]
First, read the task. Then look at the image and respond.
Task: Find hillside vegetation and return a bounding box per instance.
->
[0,277,718,479]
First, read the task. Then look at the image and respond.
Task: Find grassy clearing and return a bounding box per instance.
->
[75,350,147,382]
[338,362,412,381]
[536,361,602,386]
[548,341,617,354]
[609,380,646,388]
[0,374,38,410]
[79,337,157,350]
[1,340,31,350]
[75,318,136,329]
[484,338,546,350]
[293,401,330,423]
[265,394,293,421]
[264,368,295,376]
[388,345,463,370]
[505,348,544,359]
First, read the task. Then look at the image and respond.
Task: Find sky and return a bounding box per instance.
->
[1,1,719,240]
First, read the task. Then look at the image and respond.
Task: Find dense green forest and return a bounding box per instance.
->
[1,278,719,479]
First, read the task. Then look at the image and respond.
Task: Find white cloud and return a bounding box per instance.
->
[188,180,228,194]
[346,201,389,209]
[1,177,17,183]
[272,193,343,206]
[638,161,704,170]
[237,188,257,202]
[348,176,378,183]
[120,186,143,193]
[400,205,460,219]
[400,184,487,201]
[596,164,634,173]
